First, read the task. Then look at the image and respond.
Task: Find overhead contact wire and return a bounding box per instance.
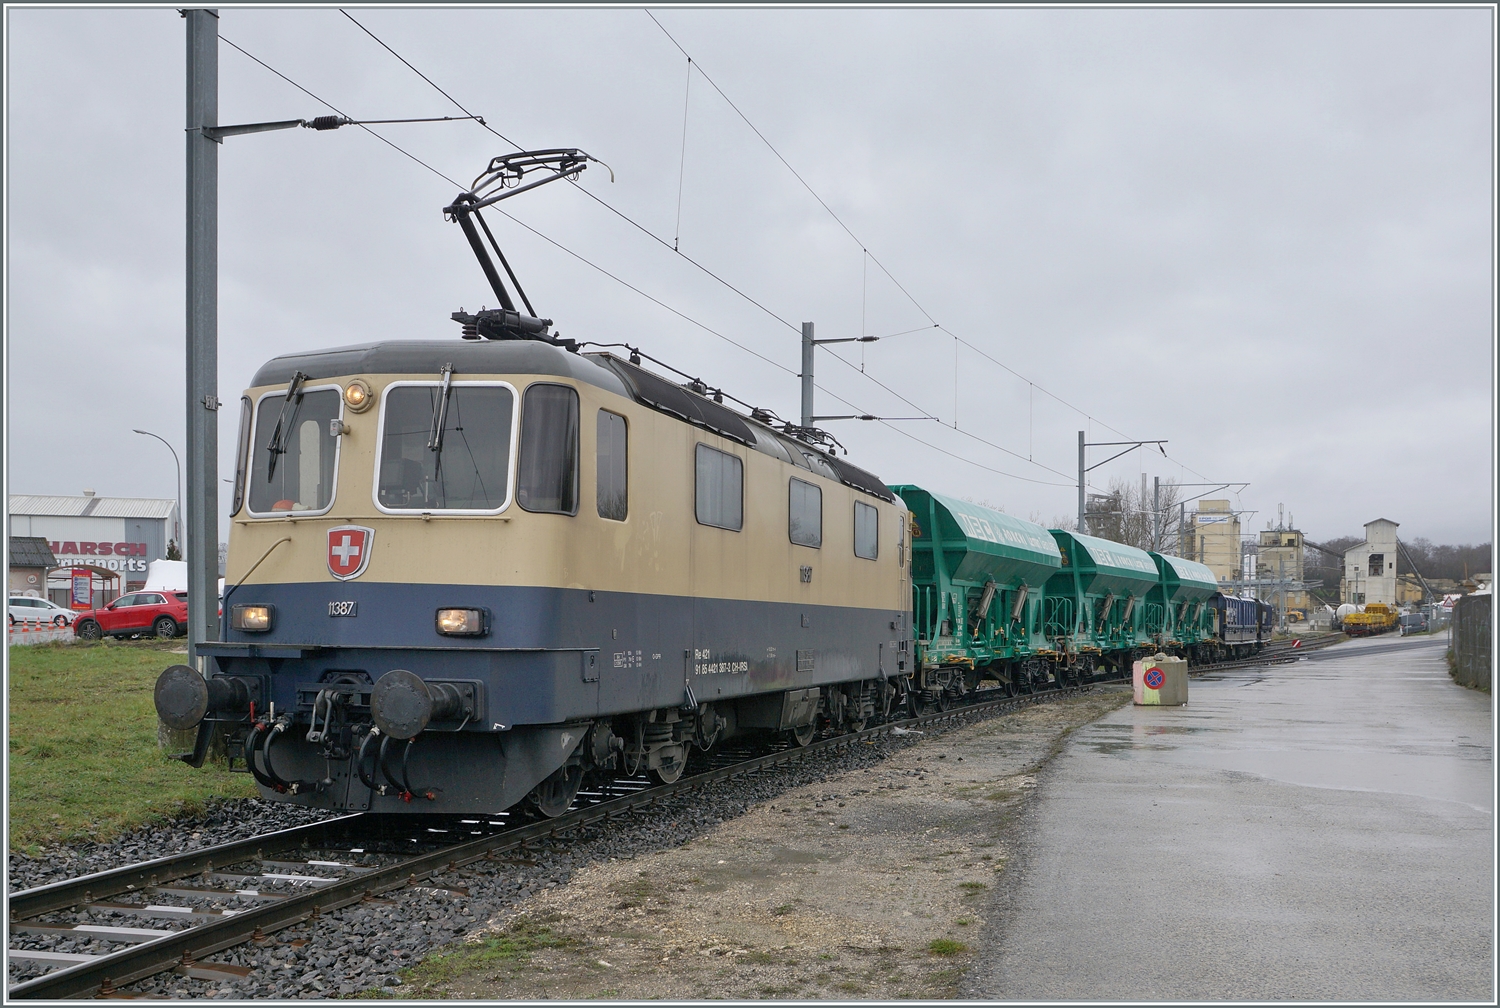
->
[342,9,803,336]
[219,35,463,189]
[242,21,1122,490]
[645,10,1221,485]
[220,35,796,386]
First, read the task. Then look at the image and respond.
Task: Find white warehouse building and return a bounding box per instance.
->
[1342,518,1400,606]
[8,492,180,601]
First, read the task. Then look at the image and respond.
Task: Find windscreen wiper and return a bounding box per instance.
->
[427,364,455,453]
[264,371,308,481]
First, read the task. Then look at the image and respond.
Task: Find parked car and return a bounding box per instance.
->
[8,596,77,627]
[73,591,188,640]
[1398,612,1429,636]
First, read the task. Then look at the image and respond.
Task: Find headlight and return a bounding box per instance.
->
[231,604,273,632]
[343,379,374,412]
[436,607,487,636]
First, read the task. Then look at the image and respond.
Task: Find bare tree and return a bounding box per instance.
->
[1084,476,1182,552]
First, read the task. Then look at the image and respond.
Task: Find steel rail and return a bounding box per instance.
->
[7,815,367,923]
[9,686,1086,999]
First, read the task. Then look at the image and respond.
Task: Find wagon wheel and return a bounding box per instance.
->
[790,723,816,747]
[649,743,688,783]
[526,762,584,818]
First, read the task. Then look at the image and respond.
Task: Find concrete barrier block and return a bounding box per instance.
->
[1134,653,1188,706]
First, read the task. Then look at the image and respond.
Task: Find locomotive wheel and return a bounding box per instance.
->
[527,762,584,818]
[791,723,816,747]
[648,743,688,784]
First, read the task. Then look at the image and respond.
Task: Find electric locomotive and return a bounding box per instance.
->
[154,147,1269,818]
[153,334,912,816]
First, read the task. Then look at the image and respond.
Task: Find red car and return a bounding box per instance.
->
[73,591,188,640]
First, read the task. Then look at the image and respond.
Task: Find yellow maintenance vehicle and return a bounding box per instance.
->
[1342,602,1399,637]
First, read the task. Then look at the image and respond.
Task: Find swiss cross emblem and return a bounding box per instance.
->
[327,525,374,581]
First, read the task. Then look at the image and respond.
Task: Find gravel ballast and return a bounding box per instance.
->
[8,689,1125,999]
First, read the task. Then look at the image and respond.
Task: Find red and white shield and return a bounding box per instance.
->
[327,525,374,581]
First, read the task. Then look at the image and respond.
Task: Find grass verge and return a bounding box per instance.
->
[390,917,574,998]
[7,639,257,852]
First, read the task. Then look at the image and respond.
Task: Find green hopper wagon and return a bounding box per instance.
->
[893,486,1062,699]
[1044,530,1161,674]
[1147,552,1220,655]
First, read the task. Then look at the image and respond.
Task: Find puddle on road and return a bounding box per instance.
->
[1077,722,1219,757]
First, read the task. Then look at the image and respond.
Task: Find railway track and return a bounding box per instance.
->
[7,685,1091,999]
[10,637,1349,998]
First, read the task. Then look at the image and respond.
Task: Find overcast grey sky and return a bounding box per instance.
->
[5,5,1495,547]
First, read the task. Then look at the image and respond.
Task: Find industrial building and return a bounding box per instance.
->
[7,492,180,605]
[1191,499,1242,584]
[1256,523,1311,614]
[1342,518,1401,605]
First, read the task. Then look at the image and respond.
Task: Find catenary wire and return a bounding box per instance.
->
[340,8,1098,489]
[338,8,804,336]
[644,10,1218,488]
[220,34,797,380]
[223,29,1113,490]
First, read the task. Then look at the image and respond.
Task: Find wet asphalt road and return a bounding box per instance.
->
[965,635,1493,1001]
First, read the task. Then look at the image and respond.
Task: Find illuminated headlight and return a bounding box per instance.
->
[436,608,487,636]
[231,604,274,632]
[343,379,374,412]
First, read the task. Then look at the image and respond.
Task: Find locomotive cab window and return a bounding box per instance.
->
[377,383,515,512]
[518,384,580,514]
[695,444,743,531]
[854,501,879,560]
[597,410,628,521]
[231,395,252,516]
[248,386,342,515]
[789,478,822,547]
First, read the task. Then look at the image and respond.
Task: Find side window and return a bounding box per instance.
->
[695,444,743,531]
[114,595,138,608]
[788,478,822,547]
[518,384,580,514]
[232,395,252,516]
[854,501,879,560]
[597,410,628,521]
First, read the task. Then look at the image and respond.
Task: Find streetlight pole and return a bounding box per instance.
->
[133,430,183,545]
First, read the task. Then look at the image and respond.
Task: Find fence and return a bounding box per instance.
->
[7,618,74,645]
[1450,593,1492,691]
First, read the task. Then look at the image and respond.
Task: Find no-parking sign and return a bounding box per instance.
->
[1144,666,1165,690]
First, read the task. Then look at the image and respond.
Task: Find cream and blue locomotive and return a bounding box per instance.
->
[154,336,912,816]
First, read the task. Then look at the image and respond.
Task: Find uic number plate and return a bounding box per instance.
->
[328,601,358,617]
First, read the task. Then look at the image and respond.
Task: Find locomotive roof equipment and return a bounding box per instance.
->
[443,148,612,347]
